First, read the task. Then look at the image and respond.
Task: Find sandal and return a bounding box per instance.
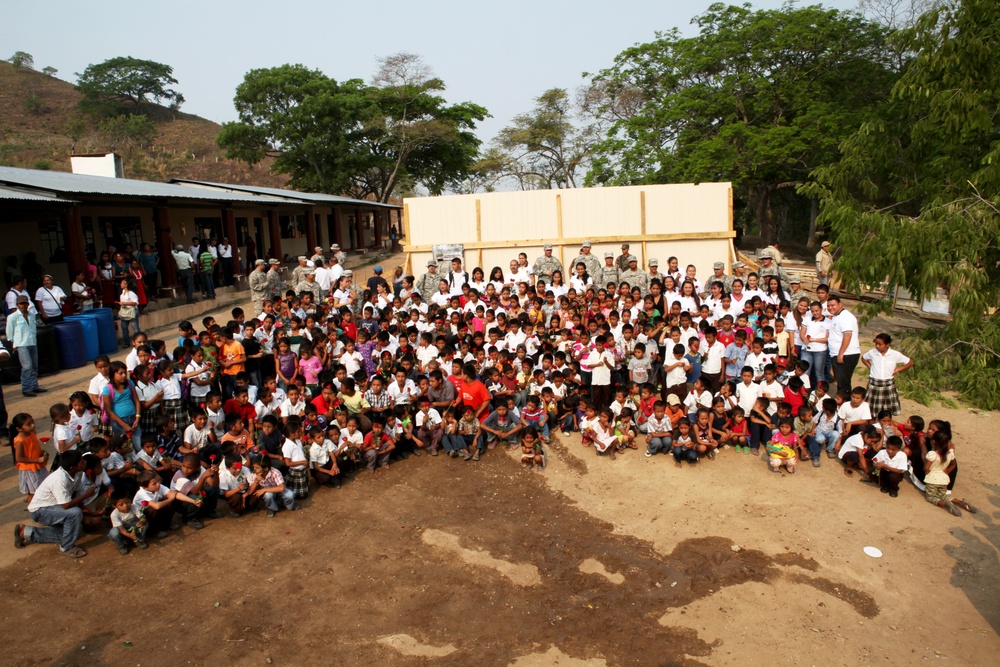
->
[955,499,978,514]
[13,524,25,549]
[59,547,87,559]
[843,469,853,477]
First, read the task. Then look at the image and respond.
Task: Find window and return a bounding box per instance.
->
[99,216,142,254]
[194,217,222,242]
[279,215,293,239]
[80,217,97,259]
[236,217,249,246]
[38,220,65,263]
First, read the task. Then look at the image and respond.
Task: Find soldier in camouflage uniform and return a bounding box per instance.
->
[344,270,365,316]
[310,246,325,264]
[757,248,790,293]
[646,258,664,284]
[724,261,746,294]
[295,270,322,303]
[569,240,602,280]
[290,257,309,287]
[248,260,270,316]
[615,243,632,273]
[330,244,347,268]
[266,259,283,299]
[532,244,563,285]
[596,252,621,290]
[788,275,808,302]
[416,259,441,299]
[621,255,649,294]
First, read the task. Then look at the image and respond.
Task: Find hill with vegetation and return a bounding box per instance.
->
[0,60,287,186]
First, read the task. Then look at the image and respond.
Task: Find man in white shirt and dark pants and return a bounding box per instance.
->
[826,296,862,392]
[14,451,93,558]
[218,237,234,286]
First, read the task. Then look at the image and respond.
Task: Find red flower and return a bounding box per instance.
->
[233,462,243,471]
[40,437,50,443]
[209,454,217,462]
[201,491,207,497]
[141,500,149,507]
[76,425,82,431]
[274,409,281,415]
[199,403,206,409]
[158,447,165,454]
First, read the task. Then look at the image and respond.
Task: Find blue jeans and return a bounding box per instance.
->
[815,430,840,455]
[27,505,82,552]
[201,272,215,298]
[647,436,672,455]
[559,414,575,432]
[263,489,295,512]
[120,317,139,347]
[16,345,38,393]
[178,268,194,301]
[111,420,142,452]
[108,522,147,548]
[672,446,698,463]
[524,416,548,437]
[799,348,826,389]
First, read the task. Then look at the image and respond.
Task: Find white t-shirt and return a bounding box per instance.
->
[183,424,211,451]
[873,448,908,471]
[415,408,442,429]
[838,401,872,424]
[699,340,725,374]
[185,361,212,398]
[735,381,761,415]
[838,433,865,460]
[759,380,784,415]
[27,468,74,511]
[828,308,861,356]
[71,281,93,308]
[387,380,418,406]
[586,349,614,386]
[279,398,306,418]
[133,483,169,507]
[803,318,829,352]
[34,285,66,318]
[281,438,307,470]
[861,348,911,381]
[665,356,691,387]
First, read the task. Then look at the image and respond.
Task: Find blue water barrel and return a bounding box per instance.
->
[36,324,61,376]
[50,320,87,369]
[66,315,100,360]
[85,307,118,354]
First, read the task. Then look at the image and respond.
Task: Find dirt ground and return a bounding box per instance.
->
[0,289,998,666]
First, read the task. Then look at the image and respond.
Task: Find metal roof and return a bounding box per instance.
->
[0,185,79,203]
[0,166,306,206]
[170,179,401,209]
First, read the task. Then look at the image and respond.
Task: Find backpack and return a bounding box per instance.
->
[99,385,116,425]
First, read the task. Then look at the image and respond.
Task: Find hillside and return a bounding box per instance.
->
[0,60,288,186]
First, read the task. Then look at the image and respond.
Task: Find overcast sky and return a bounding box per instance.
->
[4,0,858,144]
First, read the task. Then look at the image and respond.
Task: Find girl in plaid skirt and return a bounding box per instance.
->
[861,334,914,416]
[281,418,310,498]
[135,365,163,437]
[157,359,190,435]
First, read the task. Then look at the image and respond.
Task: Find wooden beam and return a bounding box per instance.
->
[640,190,647,267]
[475,198,483,269]
[304,206,317,250]
[64,205,87,279]
[556,194,565,270]
[153,206,176,286]
[402,230,736,253]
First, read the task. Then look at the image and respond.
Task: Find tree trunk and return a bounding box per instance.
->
[806,197,819,249]
[750,187,775,247]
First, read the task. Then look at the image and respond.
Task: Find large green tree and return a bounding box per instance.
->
[217,55,487,202]
[585,2,897,244]
[807,0,1000,407]
[76,56,184,112]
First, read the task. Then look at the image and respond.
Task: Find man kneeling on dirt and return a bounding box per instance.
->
[475,403,522,462]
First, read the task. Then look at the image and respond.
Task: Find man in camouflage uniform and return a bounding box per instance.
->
[615,243,632,273]
[647,258,664,283]
[290,256,309,287]
[725,261,746,294]
[330,244,347,268]
[788,275,808,302]
[532,244,563,285]
[296,270,322,303]
[310,246,325,264]
[569,240,601,280]
[707,261,728,294]
[416,259,441,299]
[266,258,283,299]
[757,248,790,293]
[596,252,621,290]
[248,259,270,316]
[344,269,365,315]
[621,255,649,294]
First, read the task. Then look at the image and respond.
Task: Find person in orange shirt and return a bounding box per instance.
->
[216,326,246,399]
[12,413,48,503]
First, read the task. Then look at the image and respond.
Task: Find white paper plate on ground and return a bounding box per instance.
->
[863,546,883,558]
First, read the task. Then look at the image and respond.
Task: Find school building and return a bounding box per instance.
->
[0,155,401,290]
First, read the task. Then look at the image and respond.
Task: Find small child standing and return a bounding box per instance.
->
[281,420,309,498]
[12,413,48,503]
[766,418,799,474]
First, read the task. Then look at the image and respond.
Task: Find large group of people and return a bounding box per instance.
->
[8,238,976,561]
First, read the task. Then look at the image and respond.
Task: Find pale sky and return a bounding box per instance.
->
[4,0,858,144]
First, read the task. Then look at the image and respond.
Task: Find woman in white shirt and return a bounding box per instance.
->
[117,278,140,347]
[70,270,94,312]
[34,275,67,324]
[761,276,788,307]
[569,261,593,294]
[860,333,914,416]
[468,267,488,294]
[675,280,701,315]
[800,301,829,389]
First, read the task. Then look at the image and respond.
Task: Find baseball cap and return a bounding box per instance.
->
[790,275,802,284]
[759,248,774,259]
[582,240,592,248]
[648,258,658,266]
[175,244,184,251]
[15,295,29,305]
[254,259,265,266]
[268,259,279,265]
[732,261,745,269]
[627,255,637,263]
[297,255,307,261]
[604,252,614,259]
[544,243,553,250]
[427,259,437,266]
[330,244,340,250]
[343,270,353,277]
[713,261,724,269]
[666,395,681,406]
[821,240,831,247]
[314,246,322,252]
[374,265,382,273]
[306,260,315,268]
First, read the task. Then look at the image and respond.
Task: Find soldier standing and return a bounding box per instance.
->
[532,244,563,285]
[647,258,664,284]
[725,261,747,294]
[596,252,621,290]
[570,240,602,279]
[757,248,790,293]
[621,255,649,294]
[330,244,347,268]
[615,243,632,273]
[248,259,269,316]
[266,258,282,299]
[310,246,325,264]
[290,256,309,286]
[416,259,440,298]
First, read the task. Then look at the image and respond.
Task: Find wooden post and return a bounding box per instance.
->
[556,194,565,271]
[373,209,383,247]
[153,206,176,286]
[640,190,647,267]
[475,198,483,270]
[268,209,282,259]
[354,207,364,250]
[332,207,343,248]
[64,205,87,279]
[222,207,238,280]
[403,203,412,275]
[304,206,317,251]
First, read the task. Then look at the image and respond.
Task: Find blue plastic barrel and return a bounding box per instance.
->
[50,320,87,369]
[66,315,100,361]
[85,307,118,354]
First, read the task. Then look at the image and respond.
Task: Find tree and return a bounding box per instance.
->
[76,56,184,112]
[492,88,592,190]
[97,114,157,159]
[42,66,57,77]
[217,56,488,202]
[7,51,33,70]
[585,3,897,244]
[806,0,1000,408]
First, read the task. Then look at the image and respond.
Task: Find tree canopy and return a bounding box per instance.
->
[217,55,488,202]
[806,0,1000,407]
[76,56,184,112]
[585,2,897,243]
[7,51,34,69]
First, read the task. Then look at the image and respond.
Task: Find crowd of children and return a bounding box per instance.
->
[10,255,976,559]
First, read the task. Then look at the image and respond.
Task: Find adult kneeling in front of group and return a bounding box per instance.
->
[14,450,92,558]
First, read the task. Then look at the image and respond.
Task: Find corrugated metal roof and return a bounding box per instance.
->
[171,179,401,209]
[0,185,79,203]
[0,166,306,206]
